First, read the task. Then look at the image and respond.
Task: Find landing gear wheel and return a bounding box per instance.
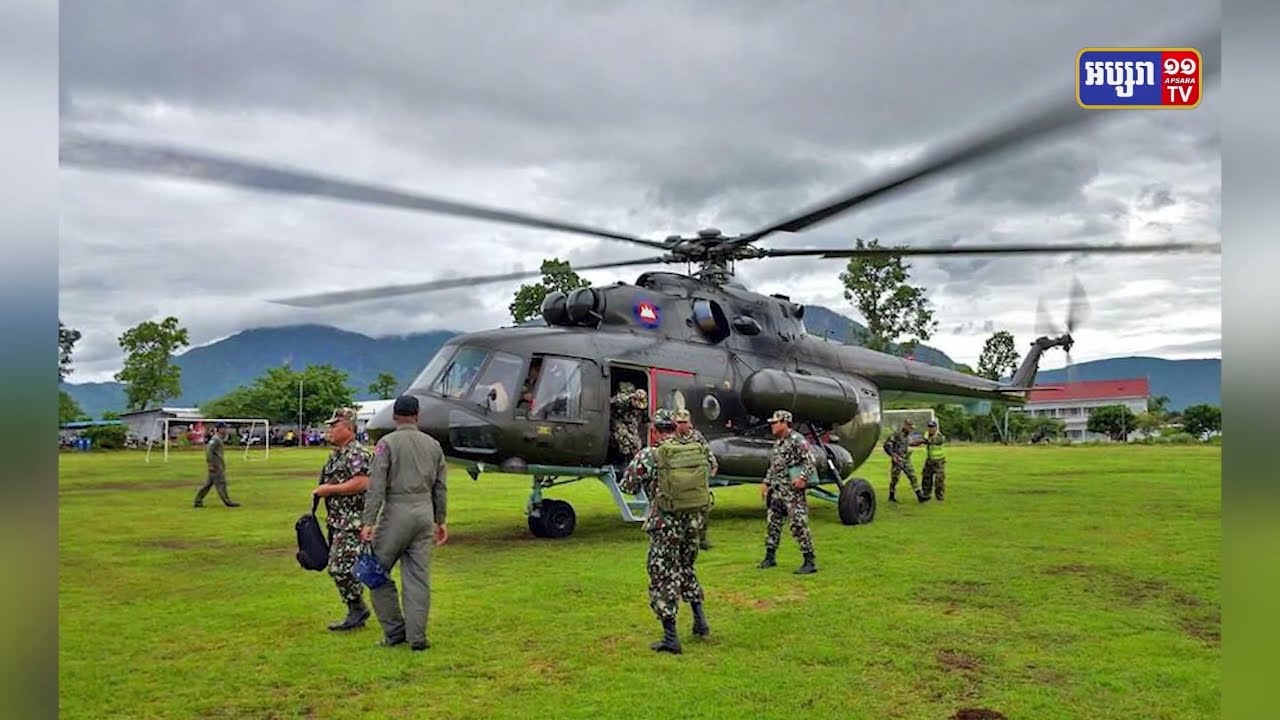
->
[838,478,876,525]
[538,499,577,539]
[527,512,549,538]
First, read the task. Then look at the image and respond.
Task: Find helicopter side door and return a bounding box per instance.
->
[646,366,697,445]
[515,353,606,464]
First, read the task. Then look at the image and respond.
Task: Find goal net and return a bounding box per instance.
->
[145,418,271,463]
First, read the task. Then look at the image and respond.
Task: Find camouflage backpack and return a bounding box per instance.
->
[654,439,711,513]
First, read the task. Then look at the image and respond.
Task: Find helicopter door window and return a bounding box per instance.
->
[466,351,524,412]
[409,345,457,391]
[532,356,584,420]
[431,346,490,399]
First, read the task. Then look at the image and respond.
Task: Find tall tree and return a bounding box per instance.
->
[114,316,190,411]
[368,372,399,399]
[976,330,1021,381]
[1086,404,1138,442]
[59,320,82,382]
[838,238,938,354]
[508,258,592,324]
[1180,404,1221,438]
[59,391,84,424]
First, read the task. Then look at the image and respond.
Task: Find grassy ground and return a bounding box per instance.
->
[58,443,1220,720]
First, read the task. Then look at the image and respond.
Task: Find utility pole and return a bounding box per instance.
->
[297,379,303,441]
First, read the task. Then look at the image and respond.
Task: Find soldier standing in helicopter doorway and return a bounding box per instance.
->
[758,410,818,574]
[673,408,716,550]
[609,384,648,466]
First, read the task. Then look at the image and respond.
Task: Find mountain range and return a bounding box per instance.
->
[60,307,1220,419]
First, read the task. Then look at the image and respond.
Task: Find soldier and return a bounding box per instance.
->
[609,385,649,465]
[312,407,374,632]
[618,408,715,654]
[913,418,947,501]
[883,420,927,503]
[673,408,717,550]
[360,395,449,652]
[758,410,818,574]
[193,422,240,507]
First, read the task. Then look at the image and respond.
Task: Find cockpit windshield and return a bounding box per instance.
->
[431,346,491,399]
[409,345,456,391]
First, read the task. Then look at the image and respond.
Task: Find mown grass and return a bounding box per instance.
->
[58,443,1220,719]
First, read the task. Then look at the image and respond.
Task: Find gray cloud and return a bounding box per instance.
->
[57,1,1220,379]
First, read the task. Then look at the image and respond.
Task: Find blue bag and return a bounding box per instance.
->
[354,549,390,588]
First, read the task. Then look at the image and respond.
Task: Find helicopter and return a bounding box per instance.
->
[60,23,1220,539]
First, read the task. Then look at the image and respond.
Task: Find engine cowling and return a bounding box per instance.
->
[740,368,860,425]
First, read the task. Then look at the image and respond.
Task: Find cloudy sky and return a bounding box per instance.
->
[58,1,1221,383]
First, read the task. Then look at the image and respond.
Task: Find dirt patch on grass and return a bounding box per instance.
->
[718,586,808,611]
[952,710,1007,720]
[936,648,983,673]
[1178,607,1221,647]
[914,579,1002,615]
[1024,662,1067,686]
[1044,564,1220,647]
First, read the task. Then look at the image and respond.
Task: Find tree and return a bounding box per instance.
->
[368,372,399,399]
[59,320,82,382]
[114,316,190,411]
[1180,404,1221,438]
[1148,394,1171,417]
[976,330,1021,381]
[509,258,592,324]
[838,238,938,353]
[201,364,356,426]
[1086,404,1138,441]
[1134,412,1165,438]
[59,391,84,424]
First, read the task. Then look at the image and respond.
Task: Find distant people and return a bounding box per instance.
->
[912,419,947,501]
[619,408,714,654]
[758,410,817,574]
[883,420,926,503]
[361,395,449,651]
[609,384,648,466]
[193,422,240,507]
[313,407,374,632]
[673,408,717,550]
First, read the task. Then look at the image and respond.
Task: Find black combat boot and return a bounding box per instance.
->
[329,599,370,631]
[758,547,777,569]
[795,553,817,574]
[651,617,682,654]
[916,488,929,503]
[888,490,897,503]
[691,602,710,637]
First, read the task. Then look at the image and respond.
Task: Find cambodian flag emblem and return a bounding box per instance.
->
[633,300,661,329]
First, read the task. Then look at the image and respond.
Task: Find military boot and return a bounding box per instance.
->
[916,488,929,503]
[651,617,682,654]
[691,602,710,637]
[888,490,897,503]
[329,599,370,631]
[758,547,777,569]
[795,553,817,574]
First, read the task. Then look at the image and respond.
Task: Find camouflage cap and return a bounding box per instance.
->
[927,419,938,427]
[768,409,793,424]
[631,388,648,402]
[325,407,358,425]
[652,407,677,428]
[672,408,691,422]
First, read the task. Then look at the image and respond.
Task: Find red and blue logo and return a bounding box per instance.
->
[1076,47,1202,109]
[633,299,662,329]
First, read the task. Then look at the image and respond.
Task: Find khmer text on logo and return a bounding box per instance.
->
[1076,48,1202,109]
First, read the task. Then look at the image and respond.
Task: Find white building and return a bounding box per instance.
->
[1014,378,1151,442]
[118,407,204,444]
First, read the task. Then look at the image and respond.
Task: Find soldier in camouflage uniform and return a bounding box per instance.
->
[673,408,717,550]
[609,385,649,465]
[193,422,240,507]
[312,407,374,631]
[913,418,947,501]
[619,408,716,654]
[883,420,927,503]
[758,410,818,574]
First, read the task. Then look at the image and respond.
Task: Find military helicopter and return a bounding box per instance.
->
[60,26,1220,538]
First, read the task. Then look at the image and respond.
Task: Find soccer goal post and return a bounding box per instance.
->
[145,418,272,463]
[881,408,937,435]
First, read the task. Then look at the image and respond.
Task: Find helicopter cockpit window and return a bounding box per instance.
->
[409,345,457,392]
[531,356,584,420]
[431,346,490,399]
[466,351,524,412]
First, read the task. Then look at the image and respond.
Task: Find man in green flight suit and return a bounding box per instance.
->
[193,422,240,507]
[619,408,716,654]
[361,395,449,652]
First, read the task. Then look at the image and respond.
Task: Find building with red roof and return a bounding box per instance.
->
[1016,377,1150,441]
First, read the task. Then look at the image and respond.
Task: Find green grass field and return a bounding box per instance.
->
[58,443,1220,720]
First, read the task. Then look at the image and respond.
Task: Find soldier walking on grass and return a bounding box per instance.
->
[193,422,240,508]
[758,410,818,574]
[619,408,715,654]
[883,420,927,503]
[312,407,373,632]
[673,408,717,550]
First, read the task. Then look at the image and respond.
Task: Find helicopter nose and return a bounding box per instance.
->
[365,392,450,446]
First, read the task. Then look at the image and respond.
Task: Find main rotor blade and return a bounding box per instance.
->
[59,133,672,252]
[731,20,1220,247]
[757,241,1220,259]
[1036,298,1063,338]
[1066,275,1092,333]
[270,255,667,308]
